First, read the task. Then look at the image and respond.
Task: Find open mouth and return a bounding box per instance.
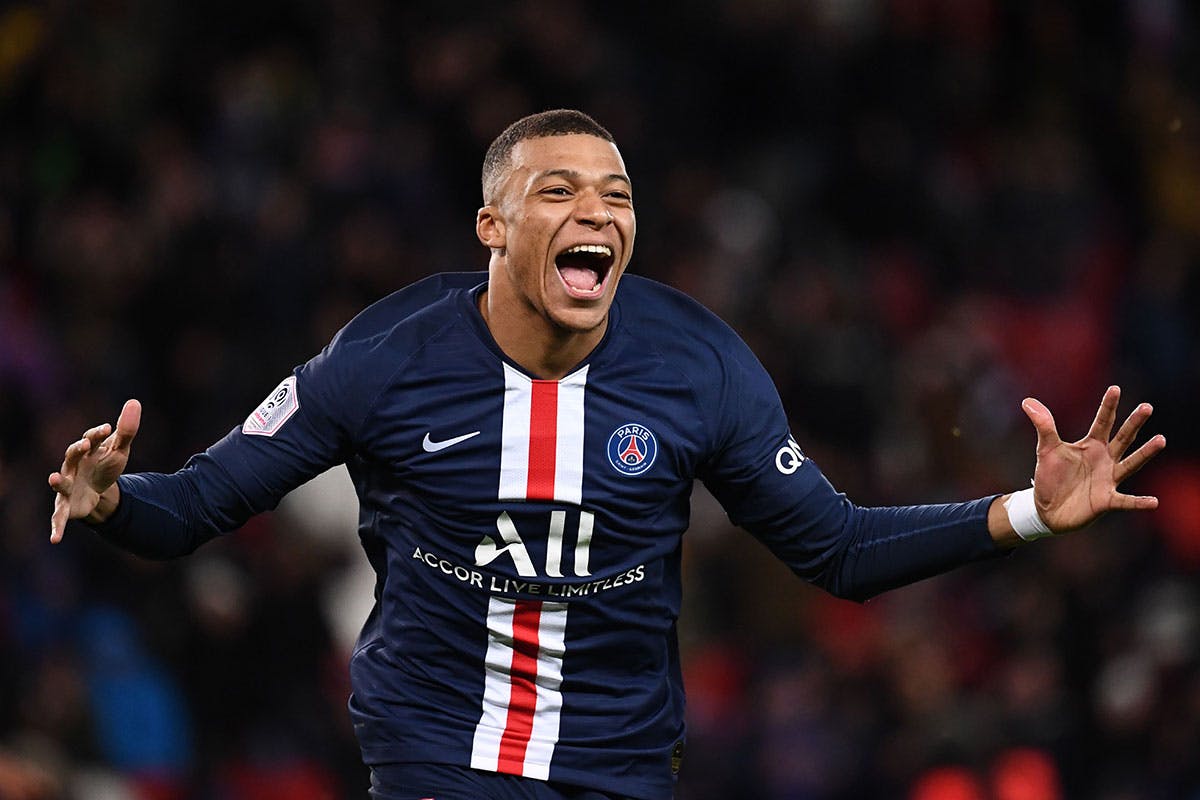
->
[555,243,615,298]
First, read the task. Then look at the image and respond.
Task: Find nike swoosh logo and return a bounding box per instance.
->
[422,430,481,452]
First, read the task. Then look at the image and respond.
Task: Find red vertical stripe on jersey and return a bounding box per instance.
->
[526,380,558,500]
[496,599,543,773]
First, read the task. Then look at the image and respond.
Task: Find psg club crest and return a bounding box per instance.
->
[607,423,657,476]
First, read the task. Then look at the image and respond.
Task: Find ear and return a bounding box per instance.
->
[476,205,506,253]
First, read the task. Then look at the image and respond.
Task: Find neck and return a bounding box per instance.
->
[478,282,606,381]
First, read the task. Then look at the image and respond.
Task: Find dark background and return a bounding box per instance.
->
[1,1,1198,797]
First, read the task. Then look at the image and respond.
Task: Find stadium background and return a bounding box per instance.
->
[1,1,1198,797]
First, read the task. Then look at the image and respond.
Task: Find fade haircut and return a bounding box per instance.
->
[481,109,615,204]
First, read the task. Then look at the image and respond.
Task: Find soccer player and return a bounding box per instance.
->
[48,110,1165,800]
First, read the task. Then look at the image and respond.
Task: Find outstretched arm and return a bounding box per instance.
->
[48,399,142,543]
[987,386,1166,548]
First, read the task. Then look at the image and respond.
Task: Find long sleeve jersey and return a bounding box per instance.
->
[94,272,1001,799]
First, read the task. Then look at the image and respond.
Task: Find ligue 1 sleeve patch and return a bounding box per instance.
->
[242,375,300,437]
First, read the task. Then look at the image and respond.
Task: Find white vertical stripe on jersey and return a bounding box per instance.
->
[471,596,516,773]
[498,363,532,501]
[553,366,588,505]
[522,601,568,777]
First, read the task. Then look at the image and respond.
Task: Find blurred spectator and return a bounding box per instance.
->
[0,752,58,800]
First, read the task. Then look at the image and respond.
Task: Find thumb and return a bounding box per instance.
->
[1021,397,1061,456]
[111,399,142,451]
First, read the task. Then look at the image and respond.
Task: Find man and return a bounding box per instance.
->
[49,110,1165,800]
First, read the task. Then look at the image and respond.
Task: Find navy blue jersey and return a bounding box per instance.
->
[95,272,1000,799]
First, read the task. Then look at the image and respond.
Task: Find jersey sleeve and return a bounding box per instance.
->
[697,333,1002,602]
[91,332,373,559]
[89,272,482,559]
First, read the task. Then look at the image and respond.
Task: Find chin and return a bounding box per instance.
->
[548,303,611,334]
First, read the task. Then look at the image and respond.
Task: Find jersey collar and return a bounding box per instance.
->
[459,279,623,380]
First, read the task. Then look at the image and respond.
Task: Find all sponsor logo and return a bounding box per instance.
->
[606,423,657,476]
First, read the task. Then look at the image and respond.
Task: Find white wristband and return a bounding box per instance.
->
[1004,487,1053,542]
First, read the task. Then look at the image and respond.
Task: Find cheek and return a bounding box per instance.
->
[508,250,549,295]
[618,213,636,241]
[510,216,552,255]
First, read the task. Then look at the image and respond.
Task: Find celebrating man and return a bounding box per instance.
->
[49,110,1165,800]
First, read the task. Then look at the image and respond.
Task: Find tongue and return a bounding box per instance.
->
[560,265,599,291]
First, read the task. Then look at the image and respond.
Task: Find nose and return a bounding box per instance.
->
[575,192,614,229]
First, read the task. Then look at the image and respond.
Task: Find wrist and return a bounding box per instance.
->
[85,483,122,524]
[1003,486,1053,542]
[987,495,1023,549]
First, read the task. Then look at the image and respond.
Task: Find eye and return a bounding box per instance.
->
[606,190,632,202]
[541,186,572,197]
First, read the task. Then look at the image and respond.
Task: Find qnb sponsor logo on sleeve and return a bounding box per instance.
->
[775,434,805,475]
[242,375,300,437]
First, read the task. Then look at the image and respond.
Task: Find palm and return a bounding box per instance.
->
[65,437,128,510]
[1023,387,1164,534]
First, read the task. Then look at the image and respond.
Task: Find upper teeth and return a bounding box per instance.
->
[564,244,612,257]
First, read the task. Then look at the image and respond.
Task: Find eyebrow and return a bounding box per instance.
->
[536,168,632,186]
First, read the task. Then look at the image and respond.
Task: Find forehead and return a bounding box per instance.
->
[508,134,629,184]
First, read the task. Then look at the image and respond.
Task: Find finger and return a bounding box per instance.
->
[50,495,70,544]
[1085,385,1121,443]
[1109,402,1153,459]
[111,399,142,452]
[1114,433,1167,484]
[1108,491,1160,512]
[83,423,112,447]
[47,471,73,494]
[60,437,92,473]
[1021,397,1062,455]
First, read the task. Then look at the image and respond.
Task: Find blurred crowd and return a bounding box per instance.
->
[1,0,1198,798]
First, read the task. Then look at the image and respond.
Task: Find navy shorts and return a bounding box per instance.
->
[368,763,637,800]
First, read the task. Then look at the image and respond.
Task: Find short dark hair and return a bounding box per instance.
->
[481,109,615,203]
